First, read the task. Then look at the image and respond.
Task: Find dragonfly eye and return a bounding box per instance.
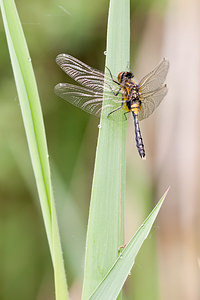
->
[125,72,134,79]
[118,71,134,83]
[117,72,125,83]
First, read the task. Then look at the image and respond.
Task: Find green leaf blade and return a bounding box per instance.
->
[89,189,169,300]
[82,0,130,299]
[0,1,69,299]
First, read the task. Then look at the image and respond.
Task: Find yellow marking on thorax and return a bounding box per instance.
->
[123,94,130,111]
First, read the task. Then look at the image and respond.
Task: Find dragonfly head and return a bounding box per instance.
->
[118,71,134,83]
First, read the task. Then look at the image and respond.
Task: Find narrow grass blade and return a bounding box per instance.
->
[82,0,130,299]
[89,189,169,300]
[0,1,68,299]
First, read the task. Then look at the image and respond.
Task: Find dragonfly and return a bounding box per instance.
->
[55,54,169,159]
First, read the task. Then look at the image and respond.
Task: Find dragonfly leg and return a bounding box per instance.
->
[105,66,122,96]
[112,86,121,96]
[123,110,130,121]
[105,82,121,96]
[105,66,120,85]
[107,102,124,118]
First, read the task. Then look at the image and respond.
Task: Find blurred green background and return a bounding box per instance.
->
[1,0,200,299]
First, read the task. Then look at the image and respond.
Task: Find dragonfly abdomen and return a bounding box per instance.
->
[132,112,145,159]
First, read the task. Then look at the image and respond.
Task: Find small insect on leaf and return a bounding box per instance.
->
[55,54,169,158]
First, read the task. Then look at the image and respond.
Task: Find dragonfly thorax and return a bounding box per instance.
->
[129,84,140,99]
[122,81,141,102]
[123,82,141,115]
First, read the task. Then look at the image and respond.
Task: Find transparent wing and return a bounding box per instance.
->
[138,84,168,121]
[56,53,117,93]
[54,82,125,119]
[139,58,169,94]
